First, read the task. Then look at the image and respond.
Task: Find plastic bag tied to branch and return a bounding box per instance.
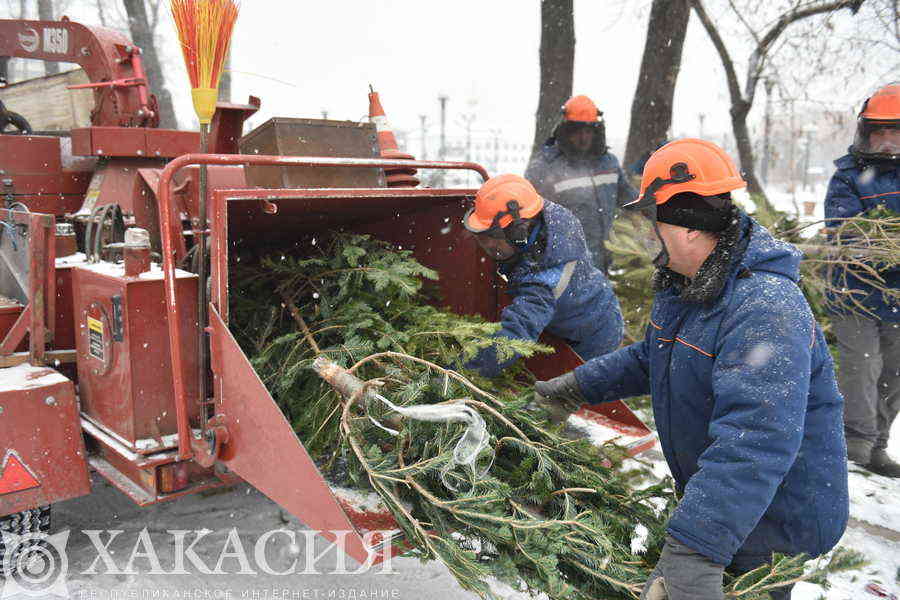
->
[312,356,492,490]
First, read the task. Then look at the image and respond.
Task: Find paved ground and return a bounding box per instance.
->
[33,474,506,600]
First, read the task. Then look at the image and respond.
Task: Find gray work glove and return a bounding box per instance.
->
[640,535,724,600]
[532,371,585,425]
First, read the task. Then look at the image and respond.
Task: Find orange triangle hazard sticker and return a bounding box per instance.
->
[0,450,41,495]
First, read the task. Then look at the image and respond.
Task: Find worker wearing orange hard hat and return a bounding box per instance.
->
[461,174,623,378]
[525,95,637,273]
[531,139,848,600]
[825,83,900,478]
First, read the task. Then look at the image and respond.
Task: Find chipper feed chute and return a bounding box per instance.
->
[156,154,655,566]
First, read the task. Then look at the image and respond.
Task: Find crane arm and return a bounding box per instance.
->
[0,17,159,127]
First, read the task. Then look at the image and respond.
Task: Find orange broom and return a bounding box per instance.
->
[171,0,239,127]
[170,0,239,428]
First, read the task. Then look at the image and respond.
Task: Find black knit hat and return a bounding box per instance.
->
[656,192,732,232]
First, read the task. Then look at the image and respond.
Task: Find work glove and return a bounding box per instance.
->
[532,371,585,425]
[640,535,725,600]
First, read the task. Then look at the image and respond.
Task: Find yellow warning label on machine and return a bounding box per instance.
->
[87,317,104,360]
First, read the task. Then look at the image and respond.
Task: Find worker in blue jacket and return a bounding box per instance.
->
[462,174,623,378]
[532,140,849,600]
[525,95,637,273]
[824,83,900,478]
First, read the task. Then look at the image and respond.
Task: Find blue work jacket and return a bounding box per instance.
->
[574,212,849,565]
[465,201,623,377]
[824,153,900,321]
[525,143,637,268]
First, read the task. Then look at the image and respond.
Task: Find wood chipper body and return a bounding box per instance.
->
[0,17,654,568]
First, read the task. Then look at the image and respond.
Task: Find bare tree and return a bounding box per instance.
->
[218,50,231,102]
[121,0,177,128]
[624,0,691,171]
[37,0,59,75]
[690,0,864,207]
[531,0,574,158]
[95,0,108,27]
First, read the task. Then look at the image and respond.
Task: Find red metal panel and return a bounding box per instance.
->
[70,128,93,157]
[0,135,92,216]
[87,159,165,221]
[208,97,260,154]
[69,128,200,159]
[0,304,25,352]
[0,135,61,171]
[53,267,76,351]
[144,129,199,158]
[86,127,147,157]
[5,173,93,196]
[208,307,382,566]
[0,365,90,516]
[355,196,499,320]
[0,305,30,355]
[72,264,200,448]
[3,173,90,214]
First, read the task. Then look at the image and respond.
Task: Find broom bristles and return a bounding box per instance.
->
[171,0,239,90]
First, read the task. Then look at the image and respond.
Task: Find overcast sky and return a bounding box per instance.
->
[6,0,886,157]
[224,1,734,153]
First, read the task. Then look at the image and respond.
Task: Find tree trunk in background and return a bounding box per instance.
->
[96,0,108,27]
[623,0,690,172]
[218,51,231,102]
[730,99,766,202]
[531,0,574,159]
[37,0,59,75]
[122,0,177,129]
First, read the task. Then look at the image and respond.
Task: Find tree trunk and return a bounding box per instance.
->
[37,0,59,75]
[96,0,108,27]
[218,50,231,102]
[531,0,574,159]
[122,0,177,129]
[730,100,769,206]
[623,0,690,171]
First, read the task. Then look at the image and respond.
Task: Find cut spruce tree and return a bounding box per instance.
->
[230,232,864,599]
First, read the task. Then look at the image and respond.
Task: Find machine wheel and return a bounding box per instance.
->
[0,110,32,134]
[0,506,51,578]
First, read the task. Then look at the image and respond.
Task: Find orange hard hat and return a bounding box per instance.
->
[563,95,601,123]
[464,174,544,232]
[851,84,900,160]
[860,84,900,120]
[625,138,746,209]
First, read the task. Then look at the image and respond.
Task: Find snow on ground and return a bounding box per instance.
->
[617,418,900,600]
[775,443,900,600]
[793,526,900,600]
[847,463,900,533]
[28,418,900,599]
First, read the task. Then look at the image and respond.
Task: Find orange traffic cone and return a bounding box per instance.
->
[368,86,419,188]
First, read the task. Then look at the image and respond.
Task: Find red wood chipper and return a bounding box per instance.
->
[0,17,655,569]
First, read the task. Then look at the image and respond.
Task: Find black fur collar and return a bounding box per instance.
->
[652,206,747,304]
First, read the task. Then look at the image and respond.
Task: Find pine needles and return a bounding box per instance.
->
[230,231,858,599]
